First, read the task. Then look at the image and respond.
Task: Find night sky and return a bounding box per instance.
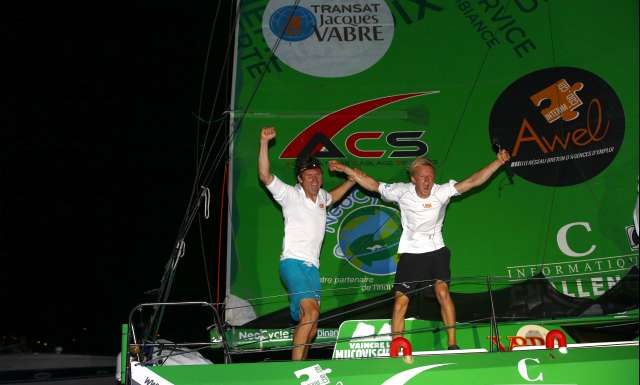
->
[3,1,233,355]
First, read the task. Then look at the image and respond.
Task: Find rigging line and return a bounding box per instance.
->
[149,243,186,331]
[230,300,627,353]
[179,0,226,242]
[232,312,568,353]
[180,158,224,250]
[545,1,557,66]
[536,153,618,273]
[221,291,381,311]
[148,262,181,339]
[229,313,558,353]
[181,0,305,233]
[537,3,614,269]
[175,1,238,248]
[278,283,438,332]
[195,0,224,176]
[158,31,235,287]
[192,113,227,125]
[202,0,237,136]
[205,0,303,180]
[216,161,229,303]
[539,180,558,275]
[198,97,233,181]
[197,0,240,171]
[230,325,435,352]
[174,124,227,254]
[194,5,236,214]
[181,5,238,227]
[196,0,304,198]
[199,27,268,183]
[538,2,558,275]
[537,1,562,275]
[439,46,492,173]
[230,317,493,352]
[195,0,224,138]
[222,273,534,310]
[440,0,517,173]
[223,278,439,308]
[198,213,214,304]
[181,120,226,235]
[192,89,231,191]
[153,127,212,311]
[153,239,185,300]
[229,0,302,129]
[544,1,600,212]
[190,102,230,203]
[181,40,236,242]
[593,322,640,329]
[220,272,602,311]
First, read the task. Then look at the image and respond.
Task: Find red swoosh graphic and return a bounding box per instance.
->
[280,92,433,158]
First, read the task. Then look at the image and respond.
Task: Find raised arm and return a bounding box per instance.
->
[328,160,380,192]
[258,127,276,185]
[328,178,357,203]
[454,149,510,194]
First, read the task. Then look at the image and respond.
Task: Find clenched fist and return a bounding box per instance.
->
[261,127,276,142]
[497,149,511,164]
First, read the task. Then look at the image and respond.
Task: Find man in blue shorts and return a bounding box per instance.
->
[258,126,356,360]
[329,149,510,350]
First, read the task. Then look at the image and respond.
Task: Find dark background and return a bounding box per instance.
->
[3,1,235,356]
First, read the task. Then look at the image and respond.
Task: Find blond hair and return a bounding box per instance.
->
[408,157,435,176]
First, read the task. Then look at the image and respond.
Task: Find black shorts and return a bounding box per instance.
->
[394,247,451,295]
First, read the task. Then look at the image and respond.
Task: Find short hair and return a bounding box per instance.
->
[408,157,435,176]
[295,154,322,176]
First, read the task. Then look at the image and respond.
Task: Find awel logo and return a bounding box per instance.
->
[280,92,438,160]
[489,67,624,187]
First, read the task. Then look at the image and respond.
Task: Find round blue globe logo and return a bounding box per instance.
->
[337,205,401,276]
[269,6,316,42]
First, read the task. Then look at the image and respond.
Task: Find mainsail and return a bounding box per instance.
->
[225,0,638,347]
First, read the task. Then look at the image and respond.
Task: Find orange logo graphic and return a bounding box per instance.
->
[285,16,302,37]
[422,203,432,208]
[530,79,584,123]
[512,98,609,157]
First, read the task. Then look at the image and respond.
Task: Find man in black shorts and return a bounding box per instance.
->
[329,150,509,349]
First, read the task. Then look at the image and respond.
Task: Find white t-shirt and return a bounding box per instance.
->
[266,175,333,268]
[378,180,460,254]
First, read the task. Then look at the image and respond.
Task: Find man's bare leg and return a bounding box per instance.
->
[434,280,456,347]
[391,291,410,339]
[292,298,319,360]
[303,314,318,360]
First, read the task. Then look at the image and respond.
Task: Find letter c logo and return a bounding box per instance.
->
[557,222,596,257]
[518,358,543,382]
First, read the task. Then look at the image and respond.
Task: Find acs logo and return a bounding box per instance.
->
[280,92,438,160]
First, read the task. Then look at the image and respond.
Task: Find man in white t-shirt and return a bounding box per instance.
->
[329,150,510,349]
[258,126,356,360]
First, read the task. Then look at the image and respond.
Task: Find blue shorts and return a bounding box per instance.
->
[279,258,320,322]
